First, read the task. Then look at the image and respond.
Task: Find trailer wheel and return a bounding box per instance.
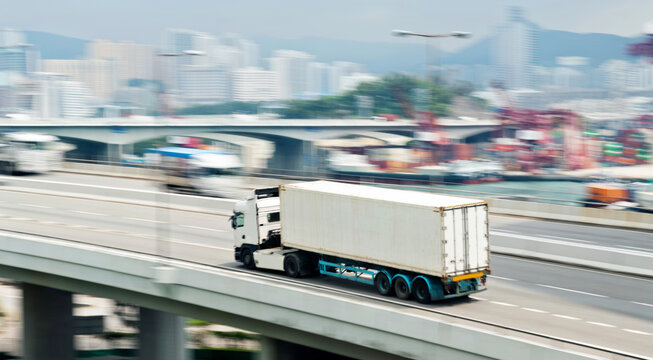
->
[374,273,394,296]
[412,278,431,304]
[394,277,412,300]
[284,254,301,278]
[242,248,256,269]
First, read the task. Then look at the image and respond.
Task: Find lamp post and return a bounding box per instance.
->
[391,29,471,82]
[153,50,205,262]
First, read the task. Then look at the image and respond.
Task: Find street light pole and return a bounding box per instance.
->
[153,50,205,262]
[392,29,471,82]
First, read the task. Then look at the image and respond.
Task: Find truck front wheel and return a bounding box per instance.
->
[242,248,256,269]
[284,254,301,278]
[374,273,393,296]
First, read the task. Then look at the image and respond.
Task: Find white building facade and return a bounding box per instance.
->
[42,59,118,99]
[178,66,229,105]
[232,67,280,102]
[269,50,314,99]
[86,40,156,83]
[493,7,538,89]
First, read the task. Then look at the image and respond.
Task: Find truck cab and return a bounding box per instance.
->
[232,187,282,267]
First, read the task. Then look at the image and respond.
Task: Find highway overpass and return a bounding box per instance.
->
[0,116,500,170]
[0,172,650,359]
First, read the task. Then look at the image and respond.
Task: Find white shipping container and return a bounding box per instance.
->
[279,181,490,278]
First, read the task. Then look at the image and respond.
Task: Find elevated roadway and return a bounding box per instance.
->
[0,175,650,358]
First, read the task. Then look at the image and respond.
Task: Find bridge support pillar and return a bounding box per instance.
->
[259,336,353,360]
[139,307,188,360]
[105,143,122,164]
[23,283,74,360]
[268,139,317,174]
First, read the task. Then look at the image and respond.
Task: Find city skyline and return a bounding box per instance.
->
[2,1,652,53]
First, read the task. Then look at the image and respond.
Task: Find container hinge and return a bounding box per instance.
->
[442,226,447,230]
[442,240,448,244]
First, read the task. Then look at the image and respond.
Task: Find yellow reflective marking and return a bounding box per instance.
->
[453,272,484,282]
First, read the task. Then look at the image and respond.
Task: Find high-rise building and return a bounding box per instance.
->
[58,80,95,118]
[0,28,39,74]
[307,62,331,96]
[328,61,362,94]
[340,73,379,92]
[42,59,118,99]
[239,39,259,68]
[232,67,280,102]
[178,66,229,105]
[86,40,156,83]
[0,28,25,47]
[269,50,314,99]
[162,29,216,90]
[493,7,538,89]
[23,73,95,118]
[215,45,242,70]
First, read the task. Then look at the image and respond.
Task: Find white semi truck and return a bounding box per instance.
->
[0,132,67,174]
[232,181,490,303]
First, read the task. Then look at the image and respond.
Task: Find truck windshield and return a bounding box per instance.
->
[230,212,244,229]
[201,168,240,176]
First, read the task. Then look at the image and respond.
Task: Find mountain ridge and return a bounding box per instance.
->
[25,30,641,73]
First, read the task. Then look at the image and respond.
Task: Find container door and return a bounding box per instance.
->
[471,204,490,270]
[443,205,489,275]
[466,205,479,270]
[443,208,465,274]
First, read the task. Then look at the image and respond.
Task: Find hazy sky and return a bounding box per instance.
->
[2,0,652,51]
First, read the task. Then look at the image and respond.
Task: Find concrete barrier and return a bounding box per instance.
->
[488,198,653,231]
[491,231,653,278]
[60,161,158,180]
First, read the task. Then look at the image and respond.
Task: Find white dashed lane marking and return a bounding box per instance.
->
[631,301,653,308]
[488,275,516,281]
[552,314,581,321]
[490,301,518,307]
[522,307,548,314]
[623,329,652,336]
[124,217,164,224]
[540,235,596,244]
[536,284,607,298]
[72,210,106,217]
[22,204,52,209]
[180,225,225,232]
[620,245,653,252]
[586,321,615,328]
